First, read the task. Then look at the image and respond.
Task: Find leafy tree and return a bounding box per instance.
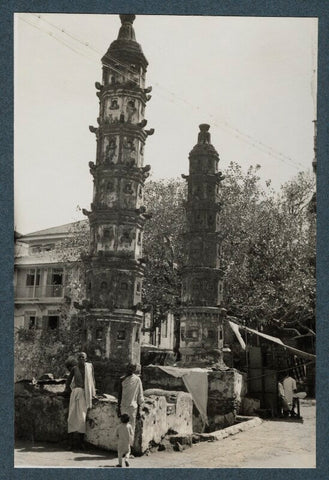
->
[220,164,315,342]
[142,179,187,325]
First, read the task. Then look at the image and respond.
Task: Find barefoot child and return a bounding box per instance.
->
[115,413,134,467]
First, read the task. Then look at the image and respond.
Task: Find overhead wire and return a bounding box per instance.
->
[19,16,97,62]
[31,13,100,55]
[21,13,305,171]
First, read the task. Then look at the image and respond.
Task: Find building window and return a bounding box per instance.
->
[162,318,168,338]
[25,311,37,330]
[110,98,119,109]
[51,269,63,285]
[96,328,103,341]
[47,312,59,330]
[107,181,114,192]
[30,244,55,254]
[137,231,142,245]
[46,268,64,297]
[143,312,151,329]
[135,327,140,342]
[208,329,215,339]
[117,330,126,340]
[28,316,36,329]
[219,328,223,340]
[186,329,199,340]
[26,269,40,287]
[82,329,88,343]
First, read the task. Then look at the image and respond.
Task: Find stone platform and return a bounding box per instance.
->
[14,382,192,455]
[142,365,247,432]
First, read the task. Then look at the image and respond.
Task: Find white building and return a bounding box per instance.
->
[14,222,84,332]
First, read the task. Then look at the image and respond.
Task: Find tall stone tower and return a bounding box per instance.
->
[180,124,225,366]
[82,15,153,391]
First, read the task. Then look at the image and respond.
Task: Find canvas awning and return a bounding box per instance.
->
[157,366,209,425]
[228,320,316,360]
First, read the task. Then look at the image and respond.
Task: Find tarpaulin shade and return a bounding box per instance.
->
[228,320,316,360]
[158,366,209,424]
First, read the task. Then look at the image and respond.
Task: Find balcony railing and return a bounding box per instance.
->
[15,285,64,299]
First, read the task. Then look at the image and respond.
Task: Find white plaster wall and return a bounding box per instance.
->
[86,397,120,451]
[86,390,193,454]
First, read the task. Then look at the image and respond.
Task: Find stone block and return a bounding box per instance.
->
[135,394,167,454]
[39,382,66,394]
[240,397,261,416]
[167,434,193,447]
[15,392,69,442]
[208,369,246,417]
[144,389,193,436]
[85,397,120,451]
[143,366,246,432]
[143,367,187,392]
[207,411,235,431]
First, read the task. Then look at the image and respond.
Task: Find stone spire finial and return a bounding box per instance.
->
[117,15,137,41]
[120,14,136,24]
[198,124,211,144]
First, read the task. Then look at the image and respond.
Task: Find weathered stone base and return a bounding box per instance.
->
[240,396,261,416]
[15,383,193,455]
[15,390,69,442]
[82,309,143,391]
[207,369,246,430]
[180,306,225,366]
[142,365,246,432]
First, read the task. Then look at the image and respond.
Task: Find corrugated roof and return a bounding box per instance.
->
[21,220,87,239]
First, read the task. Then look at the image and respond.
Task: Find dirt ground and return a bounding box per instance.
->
[14,400,315,469]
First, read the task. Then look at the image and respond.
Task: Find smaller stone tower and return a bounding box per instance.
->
[180,124,225,366]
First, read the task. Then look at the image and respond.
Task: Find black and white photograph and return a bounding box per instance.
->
[13,12,317,469]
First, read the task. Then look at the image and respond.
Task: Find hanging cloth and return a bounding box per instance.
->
[157,366,209,425]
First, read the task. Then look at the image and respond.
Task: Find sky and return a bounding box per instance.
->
[14,14,317,234]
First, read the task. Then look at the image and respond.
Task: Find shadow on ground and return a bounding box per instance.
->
[15,440,117,460]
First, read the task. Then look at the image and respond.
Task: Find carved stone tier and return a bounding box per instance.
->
[183,232,223,268]
[185,204,222,233]
[90,170,148,211]
[94,124,148,168]
[187,175,223,204]
[85,263,143,311]
[181,266,224,306]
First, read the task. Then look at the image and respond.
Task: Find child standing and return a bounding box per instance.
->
[115,413,134,467]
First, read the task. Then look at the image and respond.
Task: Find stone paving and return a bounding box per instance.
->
[14,401,315,469]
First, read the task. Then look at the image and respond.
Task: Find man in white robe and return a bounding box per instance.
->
[65,352,96,449]
[118,363,144,434]
[282,371,297,417]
